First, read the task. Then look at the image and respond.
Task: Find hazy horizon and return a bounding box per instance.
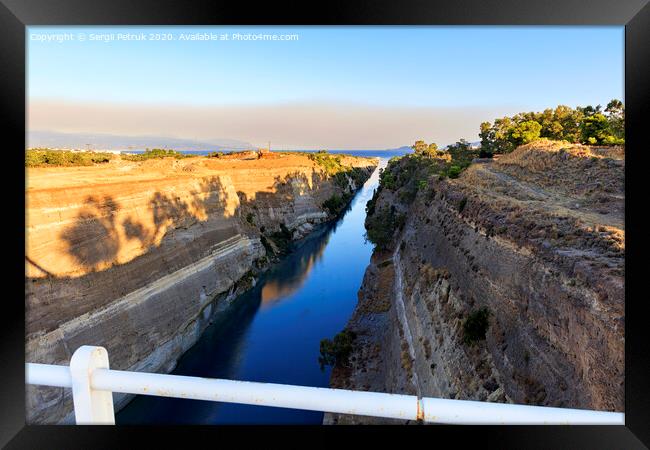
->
[28,26,624,149]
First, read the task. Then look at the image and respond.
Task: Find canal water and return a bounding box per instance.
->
[117,156,393,424]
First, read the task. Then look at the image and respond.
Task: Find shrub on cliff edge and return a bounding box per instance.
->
[365,207,406,250]
[307,151,344,176]
[323,193,351,215]
[26,149,113,167]
[319,329,357,369]
[463,307,490,345]
[121,148,192,161]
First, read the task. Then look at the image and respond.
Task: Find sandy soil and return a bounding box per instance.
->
[26,152,374,192]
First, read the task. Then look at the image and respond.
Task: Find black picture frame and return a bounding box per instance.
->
[2,0,649,448]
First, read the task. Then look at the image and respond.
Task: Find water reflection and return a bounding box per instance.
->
[117,161,385,424]
[261,230,330,308]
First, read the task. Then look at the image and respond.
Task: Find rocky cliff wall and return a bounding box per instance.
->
[26,153,377,423]
[326,141,624,424]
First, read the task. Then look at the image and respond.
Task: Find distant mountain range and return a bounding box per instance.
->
[27,131,423,154]
[386,145,413,152]
[28,130,254,151]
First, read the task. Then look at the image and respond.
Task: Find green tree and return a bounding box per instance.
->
[605,99,624,142]
[554,105,583,143]
[578,104,602,118]
[493,117,517,153]
[319,330,357,369]
[509,120,542,146]
[446,139,477,167]
[581,113,624,145]
[411,140,443,158]
[537,108,565,141]
[476,100,624,152]
[412,140,428,155]
[479,122,496,155]
[365,207,405,249]
[605,99,624,118]
[580,113,608,144]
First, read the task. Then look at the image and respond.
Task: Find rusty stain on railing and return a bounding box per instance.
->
[416,397,424,421]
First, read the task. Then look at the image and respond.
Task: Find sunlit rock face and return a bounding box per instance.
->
[327,142,624,424]
[25,153,377,424]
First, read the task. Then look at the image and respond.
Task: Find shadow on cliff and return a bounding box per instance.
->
[235,169,353,237]
[26,176,232,335]
[235,171,317,237]
[58,195,121,272]
[54,177,230,273]
[26,164,370,338]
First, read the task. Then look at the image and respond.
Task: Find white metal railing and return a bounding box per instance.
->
[26,346,625,425]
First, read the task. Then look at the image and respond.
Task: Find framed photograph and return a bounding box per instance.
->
[2,0,649,447]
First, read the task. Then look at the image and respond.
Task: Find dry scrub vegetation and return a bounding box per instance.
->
[451,139,624,279]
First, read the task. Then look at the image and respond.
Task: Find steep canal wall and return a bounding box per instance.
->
[26,152,377,423]
[327,141,624,424]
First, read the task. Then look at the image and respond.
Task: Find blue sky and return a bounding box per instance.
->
[27,26,624,149]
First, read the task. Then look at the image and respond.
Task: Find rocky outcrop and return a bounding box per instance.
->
[26,153,377,424]
[327,141,624,424]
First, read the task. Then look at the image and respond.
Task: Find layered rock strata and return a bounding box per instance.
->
[26,153,377,423]
[327,141,624,424]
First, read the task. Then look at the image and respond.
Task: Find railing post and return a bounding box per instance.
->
[69,346,115,425]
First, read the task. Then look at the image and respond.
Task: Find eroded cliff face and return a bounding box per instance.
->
[326,141,624,424]
[25,152,377,424]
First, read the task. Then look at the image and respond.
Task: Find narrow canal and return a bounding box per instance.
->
[117,156,389,424]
